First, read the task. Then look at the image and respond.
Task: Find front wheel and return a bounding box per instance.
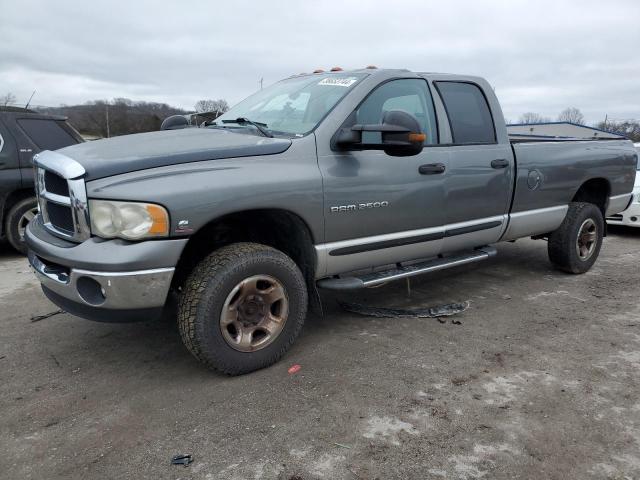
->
[548,202,604,274]
[5,197,38,255]
[178,242,308,375]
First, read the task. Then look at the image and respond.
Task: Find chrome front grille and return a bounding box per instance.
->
[33,150,91,242]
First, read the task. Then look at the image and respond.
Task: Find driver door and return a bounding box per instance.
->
[317,78,449,276]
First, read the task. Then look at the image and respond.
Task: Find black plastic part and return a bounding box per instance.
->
[335,110,424,157]
[491,158,509,169]
[327,221,501,257]
[161,115,190,130]
[316,276,364,290]
[419,163,446,175]
[318,246,497,291]
[170,455,193,467]
[444,221,502,237]
[41,286,164,323]
[330,231,444,256]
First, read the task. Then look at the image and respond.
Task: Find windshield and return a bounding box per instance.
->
[215,73,367,137]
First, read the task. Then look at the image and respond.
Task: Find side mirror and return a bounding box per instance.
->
[335,110,425,157]
[160,115,190,130]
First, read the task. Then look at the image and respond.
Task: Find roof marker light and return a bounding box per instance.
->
[330,67,343,72]
[313,69,325,73]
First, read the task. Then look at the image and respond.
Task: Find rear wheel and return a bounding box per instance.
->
[178,242,308,375]
[5,197,38,255]
[548,202,603,274]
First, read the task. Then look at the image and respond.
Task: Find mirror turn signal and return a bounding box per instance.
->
[408,133,426,143]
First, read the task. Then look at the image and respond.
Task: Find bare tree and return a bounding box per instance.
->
[596,119,640,142]
[1,92,16,106]
[40,99,189,138]
[194,99,229,115]
[518,112,551,124]
[558,107,585,125]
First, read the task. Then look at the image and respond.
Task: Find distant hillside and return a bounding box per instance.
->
[38,99,189,138]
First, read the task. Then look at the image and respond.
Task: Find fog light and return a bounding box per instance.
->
[76,276,106,306]
[631,216,638,222]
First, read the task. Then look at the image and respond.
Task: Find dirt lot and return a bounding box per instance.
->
[1,228,639,480]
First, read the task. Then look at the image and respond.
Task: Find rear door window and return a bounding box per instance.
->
[17,119,78,150]
[0,119,17,163]
[435,82,495,144]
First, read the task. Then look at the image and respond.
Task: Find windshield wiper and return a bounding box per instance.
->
[220,117,273,138]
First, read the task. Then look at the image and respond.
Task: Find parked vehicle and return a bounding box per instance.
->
[606,143,640,227]
[25,68,637,374]
[0,108,83,253]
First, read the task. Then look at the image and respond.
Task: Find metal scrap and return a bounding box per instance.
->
[338,300,469,319]
[30,310,64,323]
[170,454,193,467]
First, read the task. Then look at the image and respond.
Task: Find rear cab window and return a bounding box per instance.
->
[17,118,79,150]
[434,82,495,144]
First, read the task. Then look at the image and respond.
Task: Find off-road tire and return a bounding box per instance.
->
[178,242,308,375]
[548,202,603,274]
[5,197,38,255]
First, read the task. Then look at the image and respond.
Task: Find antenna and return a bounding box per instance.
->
[25,90,36,110]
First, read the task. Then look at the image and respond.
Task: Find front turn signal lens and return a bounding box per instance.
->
[146,204,170,235]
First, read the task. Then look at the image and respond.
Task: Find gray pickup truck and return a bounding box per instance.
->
[26,68,637,374]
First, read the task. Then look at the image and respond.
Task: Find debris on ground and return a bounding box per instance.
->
[170,454,193,467]
[288,364,302,374]
[30,310,64,323]
[334,442,352,449]
[338,300,469,319]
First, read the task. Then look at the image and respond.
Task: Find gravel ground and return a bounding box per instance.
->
[1,228,639,480]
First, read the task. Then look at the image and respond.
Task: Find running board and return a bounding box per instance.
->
[317,246,497,291]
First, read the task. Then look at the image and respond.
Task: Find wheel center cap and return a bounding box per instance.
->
[240,298,264,323]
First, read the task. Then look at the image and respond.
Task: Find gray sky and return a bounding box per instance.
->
[1,0,638,124]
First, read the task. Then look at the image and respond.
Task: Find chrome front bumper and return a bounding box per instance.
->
[28,251,175,310]
[25,218,185,321]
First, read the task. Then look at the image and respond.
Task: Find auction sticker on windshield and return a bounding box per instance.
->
[318,77,359,87]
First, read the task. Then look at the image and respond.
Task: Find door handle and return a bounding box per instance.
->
[419,163,446,175]
[491,158,509,169]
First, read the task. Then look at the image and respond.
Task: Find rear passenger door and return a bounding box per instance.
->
[0,118,22,195]
[433,81,513,252]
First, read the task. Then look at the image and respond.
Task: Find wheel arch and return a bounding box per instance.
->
[1,188,36,237]
[571,177,611,218]
[172,208,321,314]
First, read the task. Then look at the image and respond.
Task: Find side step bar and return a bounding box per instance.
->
[317,246,497,291]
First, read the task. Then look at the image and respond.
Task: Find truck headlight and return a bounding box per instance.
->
[89,200,169,240]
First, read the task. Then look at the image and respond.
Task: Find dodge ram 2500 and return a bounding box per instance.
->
[26,68,637,374]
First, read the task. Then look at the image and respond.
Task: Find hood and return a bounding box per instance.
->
[55,128,292,180]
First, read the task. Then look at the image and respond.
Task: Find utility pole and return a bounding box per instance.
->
[105,103,110,138]
[259,77,263,90]
[25,90,36,110]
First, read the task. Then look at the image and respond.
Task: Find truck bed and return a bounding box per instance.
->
[509,138,636,214]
